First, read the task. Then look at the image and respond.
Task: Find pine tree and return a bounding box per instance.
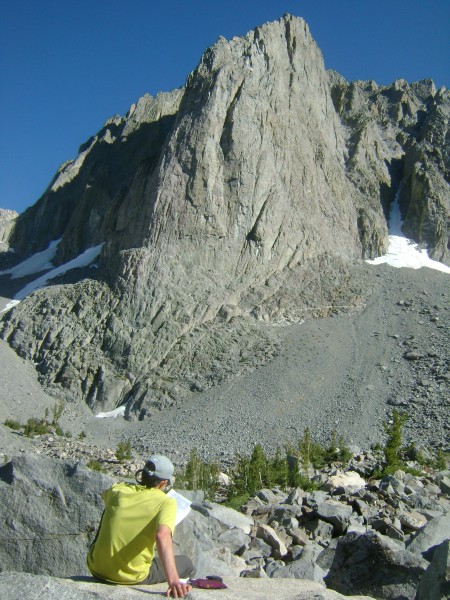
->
[299,428,312,471]
[228,451,250,498]
[183,448,202,490]
[325,430,338,463]
[269,447,289,489]
[435,448,447,471]
[338,435,353,463]
[180,448,219,498]
[247,444,269,493]
[299,428,326,469]
[383,410,408,473]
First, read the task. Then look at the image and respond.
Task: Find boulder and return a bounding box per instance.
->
[264,559,286,577]
[271,558,326,583]
[315,499,353,534]
[269,504,301,529]
[321,471,366,494]
[0,453,114,577]
[284,487,308,506]
[256,524,288,558]
[173,506,246,577]
[305,491,329,510]
[256,488,287,504]
[318,531,428,599]
[289,527,309,546]
[399,510,427,532]
[404,491,442,511]
[384,523,405,542]
[193,502,254,534]
[250,536,273,558]
[406,513,450,560]
[194,547,247,578]
[217,528,251,555]
[271,543,326,583]
[379,474,405,495]
[307,519,334,542]
[416,540,450,600]
[438,475,450,495]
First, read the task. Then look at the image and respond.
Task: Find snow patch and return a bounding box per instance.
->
[14,244,104,300]
[95,405,126,419]
[366,192,450,274]
[0,299,20,313]
[0,239,60,278]
[0,243,104,313]
[366,236,450,273]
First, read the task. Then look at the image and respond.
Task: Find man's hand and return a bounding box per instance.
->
[166,580,192,598]
[156,525,192,597]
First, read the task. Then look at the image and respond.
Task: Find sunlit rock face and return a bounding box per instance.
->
[329,75,449,264]
[0,209,18,255]
[0,14,448,416]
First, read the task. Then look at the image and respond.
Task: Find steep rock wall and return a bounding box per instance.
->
[7,90,183,263]
[329,76,449,264]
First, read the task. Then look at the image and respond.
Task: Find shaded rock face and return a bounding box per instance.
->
[0,453,115,577]
[6,91,183,263]
[320,531,428,600]
[416,539,450,600]
[0,14,448,415]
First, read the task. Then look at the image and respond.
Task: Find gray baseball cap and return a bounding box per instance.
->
[144,455,174,485]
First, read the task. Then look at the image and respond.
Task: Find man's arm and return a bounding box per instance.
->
[155,525,192,598]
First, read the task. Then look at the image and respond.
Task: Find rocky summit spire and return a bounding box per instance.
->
[0,15,448,416]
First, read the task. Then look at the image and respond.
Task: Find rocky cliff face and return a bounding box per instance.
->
[0,209,18,255]
[329,75,449,262]
[0,15,448,416]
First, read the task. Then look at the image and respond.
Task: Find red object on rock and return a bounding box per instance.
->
[189,577,227,589]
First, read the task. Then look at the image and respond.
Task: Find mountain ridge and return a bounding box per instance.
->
[0,14,448,421]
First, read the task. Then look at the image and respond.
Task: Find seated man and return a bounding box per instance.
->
[87,454,194,598]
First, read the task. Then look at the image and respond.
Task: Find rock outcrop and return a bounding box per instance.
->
[416,539,450,600]
[0,453,252,579]
[0,15,448,416]
[1,452,448,599]
[329,75,449,263]
[0,208,18,255]
[0,572,375,600]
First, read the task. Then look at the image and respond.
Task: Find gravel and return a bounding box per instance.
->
[0,262,448,468]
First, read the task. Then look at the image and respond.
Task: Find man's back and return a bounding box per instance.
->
[87,482,176,584]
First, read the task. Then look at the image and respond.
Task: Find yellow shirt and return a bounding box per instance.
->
[87,482,176,584]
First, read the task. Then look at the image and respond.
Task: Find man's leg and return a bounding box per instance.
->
[143,555,194,584]
[174,555,195,579]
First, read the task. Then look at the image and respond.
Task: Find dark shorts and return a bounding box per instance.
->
[140,555,195,585]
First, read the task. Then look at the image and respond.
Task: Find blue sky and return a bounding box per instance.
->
[1,0,449,214]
